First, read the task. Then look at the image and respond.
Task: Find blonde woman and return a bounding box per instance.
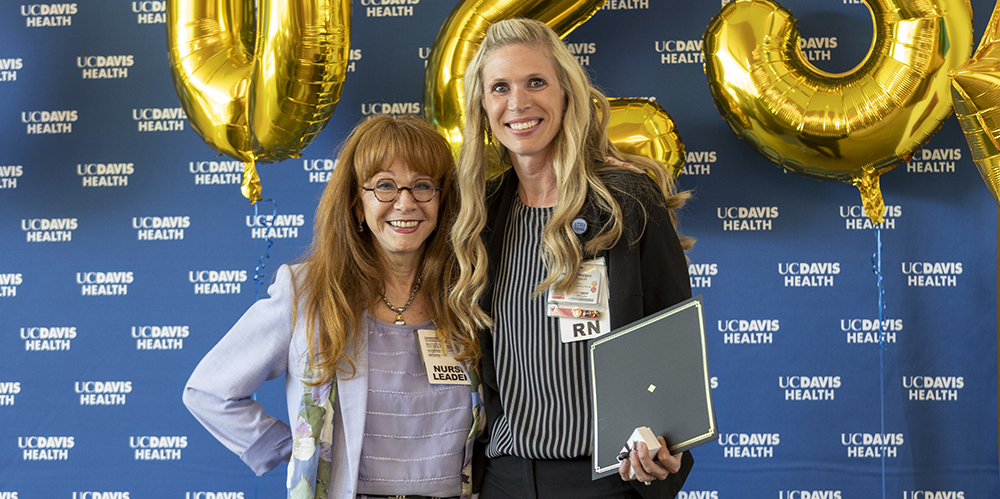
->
[449,18,693,499]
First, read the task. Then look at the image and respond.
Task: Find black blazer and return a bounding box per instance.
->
[477,167,694,498]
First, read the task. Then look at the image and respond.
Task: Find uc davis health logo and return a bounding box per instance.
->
[0,273,21,297]
[566,41,595,66]
[78,163,133,187]
[0,381,20,406]
[902,261,962,287]
[22,110,76,134]
[602,0,649,9]
[22,217,77,242]
[246,213,304,239]
[688,263,717,289]
[906,147,961,173]
[841,432,903,458]
[655,39,704,64]
[798,36,838,62]
[779,375,840,401]
[20,326,76,351]
[189,159,244,186]
[362,0,418,17]
[778,262,839,287]
[677,493,717,499]
[77,271,133,296]
[0,165,21,189]
[681,151,715,176]
[717,432,778,458]
[902,491,965,499]
[72,493,131,499]
[132,325,188,350]
[840,204,900,230]
[132,107,185,132]
[133,216,189,241]
[779,492,841,499]
[717,206,777,231]
[19,435,74,460]
[132,0,166,23]
[903,376,963,401]
[130,435,186,460]
[77,55,133,79]
[0,57,23,82]
[361,101,421,116]
[718,319,777,344]
[303,158,335,183]
[21,3,77,27]
[189,270,247,295]
[76,381,131,406]
[839,318,902,344]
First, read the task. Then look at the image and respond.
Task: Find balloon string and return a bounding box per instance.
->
[252,198,277,499]
[253,198,278,300]
[872,225,887,499]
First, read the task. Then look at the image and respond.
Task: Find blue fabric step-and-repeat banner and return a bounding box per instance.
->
[1,0,997,498]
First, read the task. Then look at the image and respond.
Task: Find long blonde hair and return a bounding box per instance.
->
[295,115,478,384]
[449,18,691,329]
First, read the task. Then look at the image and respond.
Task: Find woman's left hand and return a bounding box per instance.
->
[618,436,682,485]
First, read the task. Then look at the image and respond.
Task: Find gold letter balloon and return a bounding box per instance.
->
[703,0,973,223]
[951,1,1000,204]
[167,0,351,202]
[423,0,685,176]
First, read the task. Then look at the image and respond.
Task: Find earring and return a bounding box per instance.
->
[358,220,364,232]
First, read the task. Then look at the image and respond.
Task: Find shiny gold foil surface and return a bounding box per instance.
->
[951,1,1000,204]
[704,0,973,222]
[607,98,686,178]
[167,0,351,202]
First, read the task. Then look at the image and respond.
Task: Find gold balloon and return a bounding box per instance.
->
[703,0,973,223]
[167,0,351,202]
[423,0,607,155]
[606,98,685,178]
[951,1,1000,204]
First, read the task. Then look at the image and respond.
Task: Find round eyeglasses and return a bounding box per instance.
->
[362,178,442,203]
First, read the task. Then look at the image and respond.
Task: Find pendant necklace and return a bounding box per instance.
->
[379,276,422,325]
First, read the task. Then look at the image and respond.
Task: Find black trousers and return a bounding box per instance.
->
[480,454,641,499]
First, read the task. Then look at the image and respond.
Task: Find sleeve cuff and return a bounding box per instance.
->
[241,418,293,476]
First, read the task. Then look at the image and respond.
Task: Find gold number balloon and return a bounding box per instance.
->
[951,1,1000,204]
[703,0,973,223]
[423,0,606,154]
[167,0,351,202]
[607,98,685,178]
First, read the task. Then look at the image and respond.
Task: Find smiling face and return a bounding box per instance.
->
[359,158,440,262]
[482,43,566,169]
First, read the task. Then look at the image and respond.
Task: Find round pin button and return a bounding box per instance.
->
[572,218,588,234]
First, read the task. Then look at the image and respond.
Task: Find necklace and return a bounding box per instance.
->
[379,276,422,325]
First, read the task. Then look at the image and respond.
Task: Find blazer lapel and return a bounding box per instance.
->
[334,330,369,495]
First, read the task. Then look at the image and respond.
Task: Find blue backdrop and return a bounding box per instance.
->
[1,0,997,498]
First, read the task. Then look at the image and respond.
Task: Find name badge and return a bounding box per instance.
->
[548,260,602,305]
[548,258,612,343]
[416,329,470,385]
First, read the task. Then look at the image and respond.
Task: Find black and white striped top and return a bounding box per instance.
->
[486,198,592,459]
